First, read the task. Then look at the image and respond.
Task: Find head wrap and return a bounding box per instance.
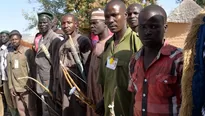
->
[0,30,10,35]
[91,8,105,20]
[38,12,54,21]
[9,30,22,38]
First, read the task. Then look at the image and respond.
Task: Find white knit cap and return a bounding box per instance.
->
[91,8,105,20]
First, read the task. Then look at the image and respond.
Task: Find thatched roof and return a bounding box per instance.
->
[168,0,203,23]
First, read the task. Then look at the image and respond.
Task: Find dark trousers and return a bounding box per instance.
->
[2,94,8,113]
[42,96,61,116]
[36,94,43,116]
[62,94,86,116]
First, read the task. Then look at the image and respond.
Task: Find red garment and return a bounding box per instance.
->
[128,44,183,116]
[164,39,169,45]
[34,34,42,52]
[91,30,113,48]
[91,33,99,47]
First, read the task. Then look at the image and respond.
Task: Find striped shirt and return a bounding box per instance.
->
[0,44,12,81]
[128,44,183,116]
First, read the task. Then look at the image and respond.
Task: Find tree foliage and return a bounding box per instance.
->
[22,10,38,30]
[176,0,205,7]
[24,0,157,33]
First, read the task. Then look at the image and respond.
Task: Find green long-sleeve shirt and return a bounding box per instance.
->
[98,28,142,116]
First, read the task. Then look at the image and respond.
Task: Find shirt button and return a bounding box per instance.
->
[164,80,168,83]
[144,79,147,82]
[142,109,146,112]
[143,94,146,97]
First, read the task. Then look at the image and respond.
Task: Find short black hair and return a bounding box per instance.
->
[62,13,79,23]
[139,5,167,22]
[127,3,143,11]
[105,0,127,12]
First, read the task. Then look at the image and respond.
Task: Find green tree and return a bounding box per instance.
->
[23,0,67,30]
[176,0,205,7]
[24,0,157,33]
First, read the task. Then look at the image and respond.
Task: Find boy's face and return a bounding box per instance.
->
[138,11,167,47]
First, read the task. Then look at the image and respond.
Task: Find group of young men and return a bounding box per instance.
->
[1,0,205,116]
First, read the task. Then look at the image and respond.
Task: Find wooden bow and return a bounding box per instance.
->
[41,41,95,110]
[17,77,60,116]
[17,77,52,97]
[60,61,96,110]
[68,35,86,81]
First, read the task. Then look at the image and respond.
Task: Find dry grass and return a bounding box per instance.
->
[179,10,205,116]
